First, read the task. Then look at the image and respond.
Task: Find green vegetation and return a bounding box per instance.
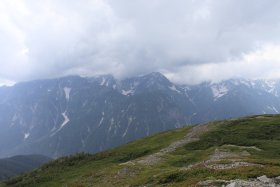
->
[185,115,280,160]
[1,114,280,186]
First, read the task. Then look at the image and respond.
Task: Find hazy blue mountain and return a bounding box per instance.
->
[0,73,279,158]
[0,154,51,181]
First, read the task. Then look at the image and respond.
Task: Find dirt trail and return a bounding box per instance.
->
[224,144,262,151]
[136,124,210,165]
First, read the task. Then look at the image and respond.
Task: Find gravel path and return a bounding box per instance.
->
[136,124,210,165]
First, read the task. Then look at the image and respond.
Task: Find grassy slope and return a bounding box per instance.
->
[1,114,280,186]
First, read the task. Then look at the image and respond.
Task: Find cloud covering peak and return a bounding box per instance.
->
[1,0,280,84]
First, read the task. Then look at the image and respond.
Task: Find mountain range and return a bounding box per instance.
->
[0,72,280,158]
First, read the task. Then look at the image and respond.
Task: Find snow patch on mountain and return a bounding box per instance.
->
[51,112,70,136]
[169,85,181,93]
[239,80,251,87]
[121,89,134,96]
[108,118,115,132]
[264,80,276,90]
[272,106,279,113]
[100,77,106,86]
[267,106,279,113]
[263,80,278,96]
[24,133,30,140]
[211,84,229,100]
[98,117,104,127]
[122,116,133,137]
[61,112,70,128]
[63,87,71,101]
[98,112,105,127]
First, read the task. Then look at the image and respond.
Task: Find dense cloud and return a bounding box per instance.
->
[1,0,280,85]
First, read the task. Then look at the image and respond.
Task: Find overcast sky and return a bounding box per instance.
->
[1,0,280,85]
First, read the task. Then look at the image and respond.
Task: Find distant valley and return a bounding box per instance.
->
[0,155,51,181]
[0,72,280,158]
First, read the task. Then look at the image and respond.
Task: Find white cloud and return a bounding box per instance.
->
[166,44,280,84]
[1,0,280,85]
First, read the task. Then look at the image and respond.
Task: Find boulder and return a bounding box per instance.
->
[257,175,273,184]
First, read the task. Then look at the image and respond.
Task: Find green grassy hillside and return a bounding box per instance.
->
[1,114,280,186]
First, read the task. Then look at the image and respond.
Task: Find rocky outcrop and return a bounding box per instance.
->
[198,175,280,187]
[182,147,262,171]
[226,175,280,187]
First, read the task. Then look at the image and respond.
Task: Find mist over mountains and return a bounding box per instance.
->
[0,72,279,158]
